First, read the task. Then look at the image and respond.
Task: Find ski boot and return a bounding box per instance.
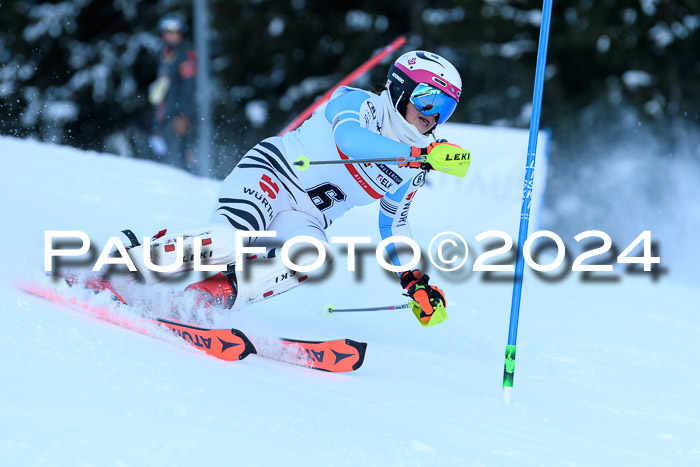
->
[184,271,237,309]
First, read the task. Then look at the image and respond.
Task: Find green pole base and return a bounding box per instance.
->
[502,344,516,403]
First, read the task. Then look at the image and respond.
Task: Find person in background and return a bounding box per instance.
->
[149,14,197,172]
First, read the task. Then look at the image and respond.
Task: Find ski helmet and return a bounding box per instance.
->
[386,51,462,125]
[158,15,187,34]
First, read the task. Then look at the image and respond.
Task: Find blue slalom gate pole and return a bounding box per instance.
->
[502,0,554,404]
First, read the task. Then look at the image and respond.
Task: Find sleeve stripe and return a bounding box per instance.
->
[332,116,361,132]
[380,198,397,215]
[336,110,360,118]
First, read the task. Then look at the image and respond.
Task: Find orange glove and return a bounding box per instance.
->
[400,269,446,322]
[399,143,435,169]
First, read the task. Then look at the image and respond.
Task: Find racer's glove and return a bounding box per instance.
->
[400,142,438,170]
[400,269,447,325]
[401,142,470,178]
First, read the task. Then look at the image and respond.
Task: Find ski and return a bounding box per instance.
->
[19,280,255,361]
[157,319,366,372]
[18,280,367,372]
[157,318,366,371]
[256,337,367,372]
[155,318,256,361]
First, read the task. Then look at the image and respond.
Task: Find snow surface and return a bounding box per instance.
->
[1,136,699,466]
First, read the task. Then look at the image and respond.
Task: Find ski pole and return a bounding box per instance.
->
[324,303,412,316]
[294,147,470,177]
[278,36,406,136]
[502,0,554,405]
[294,155,422,171]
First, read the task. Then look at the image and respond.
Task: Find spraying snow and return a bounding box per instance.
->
[1,136,698,465]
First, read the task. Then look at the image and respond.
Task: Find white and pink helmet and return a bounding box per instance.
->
[386,50,462,125]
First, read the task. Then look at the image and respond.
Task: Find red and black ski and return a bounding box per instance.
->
[256,337,367,372]
[18,280,367,372]
[156,318,256,361]
[19,281,255,361]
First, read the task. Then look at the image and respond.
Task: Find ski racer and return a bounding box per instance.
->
[119,50,470,326]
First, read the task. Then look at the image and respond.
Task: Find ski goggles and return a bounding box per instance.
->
[409,83,458,125]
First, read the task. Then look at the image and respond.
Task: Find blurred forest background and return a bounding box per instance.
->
[2,0,698,177]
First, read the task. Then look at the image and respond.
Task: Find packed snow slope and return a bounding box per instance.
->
[1,136,699,466]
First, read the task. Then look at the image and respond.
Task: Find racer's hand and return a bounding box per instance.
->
[401,142,464,171]
[400,269,446,323]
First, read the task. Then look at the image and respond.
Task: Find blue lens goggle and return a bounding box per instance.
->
[409,83,458,125]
